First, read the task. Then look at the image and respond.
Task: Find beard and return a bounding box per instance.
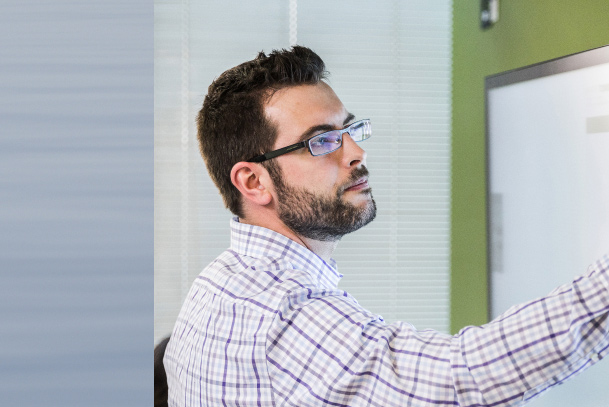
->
[267,164,377,242]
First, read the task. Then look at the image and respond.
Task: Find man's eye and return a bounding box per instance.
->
[312,136,327,146]
[321,135,340,144]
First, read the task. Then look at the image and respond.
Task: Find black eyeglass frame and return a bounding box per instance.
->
[246,119,371,163]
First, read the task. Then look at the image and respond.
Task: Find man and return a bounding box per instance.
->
[164,46,609,406]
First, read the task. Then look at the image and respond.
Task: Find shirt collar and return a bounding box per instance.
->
[229,217,343,289]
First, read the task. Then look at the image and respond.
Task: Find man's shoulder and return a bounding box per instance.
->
[272,283,374,321]
[189,248,341,316]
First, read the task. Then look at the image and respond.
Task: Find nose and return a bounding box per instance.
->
[341,132,367,167]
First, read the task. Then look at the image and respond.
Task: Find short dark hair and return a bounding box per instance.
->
[197,46,328,217]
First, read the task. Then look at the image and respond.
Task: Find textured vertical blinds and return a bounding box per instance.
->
[155,0,452,343]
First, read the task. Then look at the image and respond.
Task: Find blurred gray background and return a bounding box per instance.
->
[0,1,152,405]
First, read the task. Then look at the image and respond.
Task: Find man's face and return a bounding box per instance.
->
[264,82,376,241]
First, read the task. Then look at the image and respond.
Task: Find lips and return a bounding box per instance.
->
[344,177,369,192]
[341,167,371,194]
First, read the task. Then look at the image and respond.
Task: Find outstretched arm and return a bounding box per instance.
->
[267,255,609,406]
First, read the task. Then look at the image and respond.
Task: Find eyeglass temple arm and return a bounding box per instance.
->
[246,141,307,163]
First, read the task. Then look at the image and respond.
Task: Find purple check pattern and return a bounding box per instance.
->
[164,218,609,406]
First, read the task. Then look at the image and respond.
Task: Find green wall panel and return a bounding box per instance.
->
[450,0,609,333]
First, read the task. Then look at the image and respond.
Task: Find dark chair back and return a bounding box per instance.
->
[154,336,171,407]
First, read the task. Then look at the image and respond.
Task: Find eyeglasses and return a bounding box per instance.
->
[247,119,371,163]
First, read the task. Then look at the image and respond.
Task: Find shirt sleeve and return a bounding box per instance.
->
[265,255,609,407]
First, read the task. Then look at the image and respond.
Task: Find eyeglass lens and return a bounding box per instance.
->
[308,120,371,156]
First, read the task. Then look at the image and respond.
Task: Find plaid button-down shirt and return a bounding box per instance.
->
[164,218,609,406]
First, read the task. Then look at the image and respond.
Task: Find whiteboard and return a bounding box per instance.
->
[486,46,609,406]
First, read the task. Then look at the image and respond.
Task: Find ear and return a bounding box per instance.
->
[230,162,273,207]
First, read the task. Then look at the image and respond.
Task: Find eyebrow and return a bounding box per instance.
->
[297,113,356,142]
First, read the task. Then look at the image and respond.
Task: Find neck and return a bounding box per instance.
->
[298,236,339,262]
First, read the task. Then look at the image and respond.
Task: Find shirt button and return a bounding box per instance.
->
[590,353,601,363]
